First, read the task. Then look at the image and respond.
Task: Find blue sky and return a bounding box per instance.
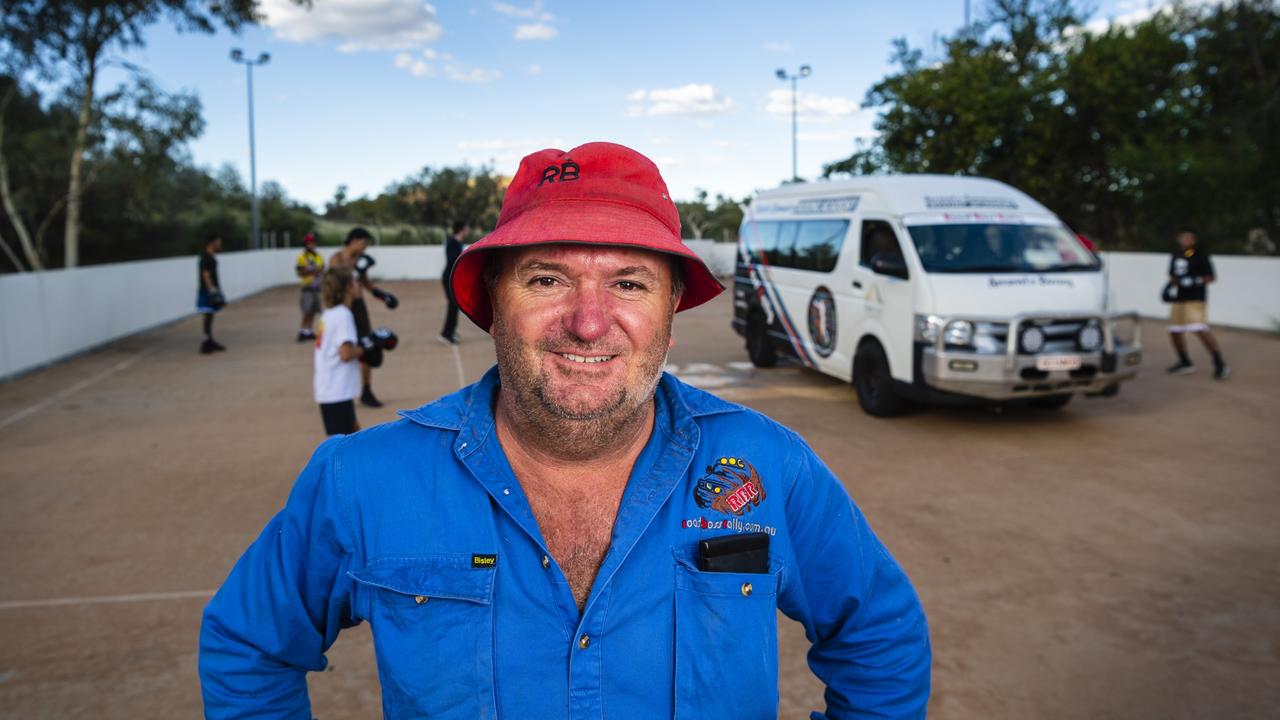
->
[102,0,1159,210]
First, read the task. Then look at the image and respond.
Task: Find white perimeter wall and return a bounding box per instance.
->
[1,244,1274,380]
[1100,252,1280,332]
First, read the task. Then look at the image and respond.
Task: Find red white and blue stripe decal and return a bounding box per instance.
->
[740,206,815,368]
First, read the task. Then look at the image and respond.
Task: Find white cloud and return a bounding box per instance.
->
[765,89,860,120]
[654,156,685,168]
[260,0,443,52]
[422,47,438,60]
[494,1,553,21]
[393,52,435,77]
[445,63,503,83]
[628,84,736,116]
[515,22,558,40]
[526,64,543,75]
[1078,0,1228,35]
[764,41,792,52]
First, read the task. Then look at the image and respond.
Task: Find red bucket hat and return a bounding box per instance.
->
[450,142,723,331]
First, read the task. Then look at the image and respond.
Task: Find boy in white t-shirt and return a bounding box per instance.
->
[314,267,365,435]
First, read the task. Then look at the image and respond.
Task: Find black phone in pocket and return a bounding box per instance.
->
[698,532,770,573]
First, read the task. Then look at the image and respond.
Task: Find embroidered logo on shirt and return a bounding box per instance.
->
[471,554,497,568]
[693,457,766,516]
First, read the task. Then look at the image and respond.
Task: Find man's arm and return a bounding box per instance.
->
[199,436,358,718]
[202,269,218,292]
[779,437,931,719]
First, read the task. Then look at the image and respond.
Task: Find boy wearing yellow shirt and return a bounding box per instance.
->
[295,233,325,341]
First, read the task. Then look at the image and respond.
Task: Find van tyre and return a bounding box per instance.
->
[854,343,905,417]
[746,315,777,368]
[1029,394,1073,410]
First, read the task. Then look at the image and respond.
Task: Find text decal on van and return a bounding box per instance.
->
[924,195,1018,210]
[793,196,861,214]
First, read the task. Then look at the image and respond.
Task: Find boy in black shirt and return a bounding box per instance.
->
[1166,230,1229,379]
[439,219,468,344]
[197,235,226,354]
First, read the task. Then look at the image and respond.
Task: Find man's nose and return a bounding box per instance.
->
[562,285,612,342]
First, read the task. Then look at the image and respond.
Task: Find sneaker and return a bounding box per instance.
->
[296,330,314,342]
[438,334,460,345]
[1166,361,1196,375]
[1214,364,1231,380]
[208,340,227,352]
[360,388,383,408]
[200,339,216,354]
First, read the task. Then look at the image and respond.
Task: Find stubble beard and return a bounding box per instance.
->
[493,315,672,460]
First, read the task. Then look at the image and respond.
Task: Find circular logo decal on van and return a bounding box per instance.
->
[807,286,836,357]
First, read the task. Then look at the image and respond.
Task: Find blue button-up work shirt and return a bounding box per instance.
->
[199,367,930,718]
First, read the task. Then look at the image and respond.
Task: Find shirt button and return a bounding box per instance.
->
[578,634,590,650]
[741,582,753,597]
[503,488,511,496]
[541,554,551,569]
[414,596,428,605]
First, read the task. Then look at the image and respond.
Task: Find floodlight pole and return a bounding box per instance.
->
[231,49,271,250]
[776,65,811,182]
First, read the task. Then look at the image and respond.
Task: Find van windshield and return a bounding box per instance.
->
[906,223,1100,273]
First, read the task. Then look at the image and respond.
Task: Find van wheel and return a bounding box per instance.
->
[746,315,777,368]
[854,343,904,417]
[1029,394,1073,410]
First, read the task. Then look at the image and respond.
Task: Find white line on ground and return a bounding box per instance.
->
[451,343,466,389]
[0,589,215,611]
[0,349,153,432]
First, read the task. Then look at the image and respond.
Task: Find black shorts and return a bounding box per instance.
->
[351,297,372,337]
[319,400,357,436]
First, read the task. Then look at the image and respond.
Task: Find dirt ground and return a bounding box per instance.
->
[1,280,1277,719]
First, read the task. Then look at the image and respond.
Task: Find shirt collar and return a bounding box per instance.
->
[397,365,742,442]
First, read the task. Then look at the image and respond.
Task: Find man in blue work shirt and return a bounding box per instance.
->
[199,142,931,718]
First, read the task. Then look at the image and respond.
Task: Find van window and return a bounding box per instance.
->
[906,223,1100,273]
[740,219,779,256]
[860,220,905,267]
[791,220,847,272]
[740,219,848,272]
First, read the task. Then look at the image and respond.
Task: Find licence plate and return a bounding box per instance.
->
[1036,355,1082,371]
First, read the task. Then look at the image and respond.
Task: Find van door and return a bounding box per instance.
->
[851,218,915,382]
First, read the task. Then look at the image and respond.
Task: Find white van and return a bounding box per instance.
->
[732,175,1142,416]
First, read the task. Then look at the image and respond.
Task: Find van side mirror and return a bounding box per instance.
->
[870,252,909,279]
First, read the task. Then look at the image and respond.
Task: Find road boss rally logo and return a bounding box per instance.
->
[693,457,767,516]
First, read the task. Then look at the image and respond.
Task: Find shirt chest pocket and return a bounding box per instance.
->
[672,548,780,720]
[349,556,498,720]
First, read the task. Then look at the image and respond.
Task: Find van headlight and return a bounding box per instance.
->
[914,314,944,343]
[1019,325,1046,354]
[944,320,974,347]
[1077,321,1102,352]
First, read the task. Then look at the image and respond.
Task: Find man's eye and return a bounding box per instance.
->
[616,281,645,291]
[532,276,558,287]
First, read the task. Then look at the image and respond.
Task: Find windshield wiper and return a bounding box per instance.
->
[934,264,1026,273]
[1039,263,1100,273]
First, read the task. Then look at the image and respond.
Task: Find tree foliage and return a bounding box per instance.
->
[0,0,266,266]
[825,0,1280,254]
[676,189,744,242]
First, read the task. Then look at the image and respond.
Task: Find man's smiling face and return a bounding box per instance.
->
[490,243,679,427]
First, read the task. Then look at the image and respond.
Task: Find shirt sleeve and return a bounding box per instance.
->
[198,436,359,719]
[778,435,931,719]
[336,309,358,345]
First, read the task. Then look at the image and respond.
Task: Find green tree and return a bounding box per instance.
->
[1,0,262,267]
[824,0,1280,253]
[676,189,711,239]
